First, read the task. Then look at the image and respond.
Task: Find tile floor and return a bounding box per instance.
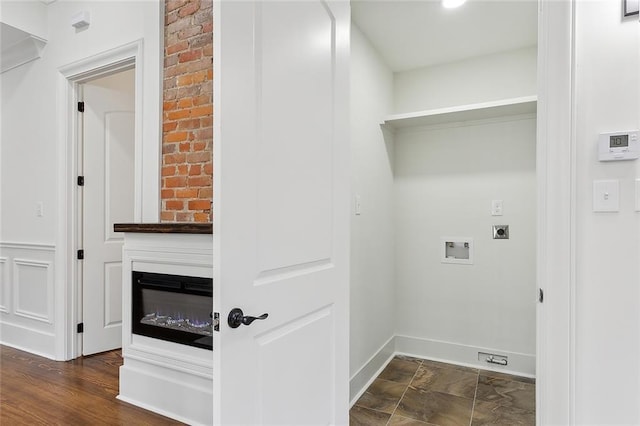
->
[350,355,535,426]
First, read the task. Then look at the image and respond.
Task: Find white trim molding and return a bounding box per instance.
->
[0,323,57,359]
[394,335,535,377]
[536,0,576,424]
[56,40,145,360]
[0,256,8,313]
[0,242,56,251]
[349,335,396,405]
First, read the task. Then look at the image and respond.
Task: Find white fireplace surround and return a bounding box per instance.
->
[118,232,213,425]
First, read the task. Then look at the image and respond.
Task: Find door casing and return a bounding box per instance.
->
[56,40,144,360]
[536,0,575,423]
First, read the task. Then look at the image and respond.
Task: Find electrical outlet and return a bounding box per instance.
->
[36,202,44,217]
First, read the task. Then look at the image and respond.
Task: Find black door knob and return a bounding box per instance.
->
[227,308,269,328]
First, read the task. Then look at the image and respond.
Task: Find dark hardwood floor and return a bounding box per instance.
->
[0,345,184,425]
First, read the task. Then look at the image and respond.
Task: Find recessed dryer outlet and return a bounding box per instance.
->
[493,225,509,239]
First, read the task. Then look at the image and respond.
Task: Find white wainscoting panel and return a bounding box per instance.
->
[0,242,57,359]
[104,261,123,328]
[0,257,8,313]
[14,259,53,323]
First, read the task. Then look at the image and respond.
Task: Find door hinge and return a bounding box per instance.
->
[77,101,85,112]
[77,249,84,260]
[77,323,84,333]
[213,312,220,332]
[77,176,84,186]
[538,288,544,303]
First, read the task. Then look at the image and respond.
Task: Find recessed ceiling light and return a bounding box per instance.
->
[442,0,467,9]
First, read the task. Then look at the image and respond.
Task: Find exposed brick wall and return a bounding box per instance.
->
[161,0,213,223]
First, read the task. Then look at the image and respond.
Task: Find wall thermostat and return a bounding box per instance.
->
[598,130,639,161]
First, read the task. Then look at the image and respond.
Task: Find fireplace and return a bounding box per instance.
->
[132,271,213,350]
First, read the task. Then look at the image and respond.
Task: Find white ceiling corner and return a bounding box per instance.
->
[351,0,538,72]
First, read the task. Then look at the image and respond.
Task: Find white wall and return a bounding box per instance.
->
[394,46,537,114]
[573,2,639,423]
[393,116,537,374]
[349,24,396,400]
[0,0,162,359]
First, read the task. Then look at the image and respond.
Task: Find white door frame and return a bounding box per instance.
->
[55,40,144,360]
[536,0,575,424]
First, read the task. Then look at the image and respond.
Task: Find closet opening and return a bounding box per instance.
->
[349,1,538,424]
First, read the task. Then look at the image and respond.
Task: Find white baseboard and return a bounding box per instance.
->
[116,394,199,426]
[395,334,535,378]
[349,335,396,406]
[349,334,535,406]
[0,321,57,360]
[119,361,213,426]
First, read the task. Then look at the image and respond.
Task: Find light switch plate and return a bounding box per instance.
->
[593,179,619,212]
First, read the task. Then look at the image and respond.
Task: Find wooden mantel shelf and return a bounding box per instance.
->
[113,223,212,234]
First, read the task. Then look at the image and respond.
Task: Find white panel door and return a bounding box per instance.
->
[82,69,135,355]
[213,1,350,424]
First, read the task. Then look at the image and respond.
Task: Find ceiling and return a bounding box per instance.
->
[351,0,538,72]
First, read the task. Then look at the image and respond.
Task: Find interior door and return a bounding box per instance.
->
[82,68,135,355]
[213,1,350,424]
